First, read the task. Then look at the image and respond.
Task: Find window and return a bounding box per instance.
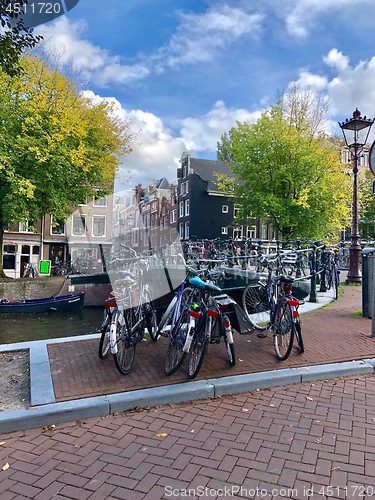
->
[222,205,229,213]
[93,195,107,207]
[180,181,189,195]
[72,214,86,236]
[179,222,184,240]
[170,210,176,224]
[179,201,184,217]
[341,148,351,164]
[32,245,40,255]
[221,227,228,235]
[3,244,16,270]
[19,220,34,232]
[51,217,65,235]
[261,223,268,240]
[185,199,190,216]
[233,207,240,218]
[93,216,106,237]
[185,222,189,239]
[246,226,256,239]
[233,225,243,240]
[132,228,139,246]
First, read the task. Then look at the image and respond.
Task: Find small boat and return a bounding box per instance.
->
[0,293,85,313]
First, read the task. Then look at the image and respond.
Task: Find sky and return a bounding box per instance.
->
[33,0,375,190]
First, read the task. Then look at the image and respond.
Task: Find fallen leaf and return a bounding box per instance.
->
[156,433,168,438]
[0,442,6,446]
[331,467,341,472]
[2,463,9,471]
[315,438,321,443]
[242,408,249,412]
[306,397,314,401]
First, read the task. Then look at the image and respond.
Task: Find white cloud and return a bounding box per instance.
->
[179,100,261,152]
[292,71,327,92]
[36,17,149,86]
[270,0,375,38]
[323,49,349,72]
[152,4,264,70]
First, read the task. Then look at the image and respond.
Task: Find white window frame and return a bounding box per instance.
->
[170,209,176,224]
[185,199,190,216]
[222,205,229,213]
[185,221,189,239]
[179,201,184,218]
[92,216,106,237]
[179,222,184,240]
[51,216,65,236]
[72,214,86,236]
[221,227,228,235]
[19,220,34,233]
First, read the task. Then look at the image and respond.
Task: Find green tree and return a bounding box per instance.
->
[0,55,133,276]
[0,0,42,76]
[359,170,375,241]
[217,94,351,242]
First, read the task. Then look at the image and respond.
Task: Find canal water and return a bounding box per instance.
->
[0,307,104,345]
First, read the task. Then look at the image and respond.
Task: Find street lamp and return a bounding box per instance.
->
[339,108,374,284]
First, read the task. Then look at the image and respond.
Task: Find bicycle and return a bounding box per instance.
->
[99,266,157,375]
[23,262,37,278]
[242,257,304,361]
[186,275,236,379]
[324,250,340,300]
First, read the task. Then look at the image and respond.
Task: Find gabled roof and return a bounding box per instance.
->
[189,158,234,192]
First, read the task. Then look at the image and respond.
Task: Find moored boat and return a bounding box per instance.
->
[0,293,85,313]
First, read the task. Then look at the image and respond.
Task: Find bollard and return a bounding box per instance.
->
[319,246,327,292]
[295,240,302,278]
[309,244,317,303]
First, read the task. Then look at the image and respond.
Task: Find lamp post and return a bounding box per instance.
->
[339,108,374,284]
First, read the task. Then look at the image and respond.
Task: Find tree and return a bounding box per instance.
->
[0,0,42,76]
[217,91,351,241]
[0,55,133,276]
[359,170,375,241]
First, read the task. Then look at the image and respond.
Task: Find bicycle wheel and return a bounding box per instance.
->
[295,319,304,354]
[242,282,269,330]
[113,308,136,375]
[224,331,236,366]
[98,310,111,359]
[187,315,208,379]
[273,301,295,361]
[164,304,190,376]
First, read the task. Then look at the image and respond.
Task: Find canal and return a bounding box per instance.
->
[0,307,104,345]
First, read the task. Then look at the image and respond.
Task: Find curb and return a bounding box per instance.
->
[1,358,374,434]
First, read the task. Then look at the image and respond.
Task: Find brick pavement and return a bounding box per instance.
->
[47,284,374,403]
[1,372,375,498]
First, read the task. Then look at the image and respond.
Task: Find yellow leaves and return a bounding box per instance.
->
[155,433,168,438]
[2,463,10,471]
[17,179,35,198]
[292,187,311,209]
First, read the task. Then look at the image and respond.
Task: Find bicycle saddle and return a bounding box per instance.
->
[274,274,294,285]
[189,276,222,294]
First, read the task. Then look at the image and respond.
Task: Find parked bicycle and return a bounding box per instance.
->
[242,257,304,361]
[98,264,157,375]
[186,274,236,379]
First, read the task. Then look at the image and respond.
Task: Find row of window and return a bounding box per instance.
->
[6,215,107,238]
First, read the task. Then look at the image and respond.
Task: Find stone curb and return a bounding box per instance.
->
[1,358,374,434]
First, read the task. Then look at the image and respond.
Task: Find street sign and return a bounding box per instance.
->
[369,140,375,176]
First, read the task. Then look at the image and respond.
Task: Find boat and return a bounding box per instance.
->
[0,293,85,313]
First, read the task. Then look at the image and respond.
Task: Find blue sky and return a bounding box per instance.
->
[34,0,375,189]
